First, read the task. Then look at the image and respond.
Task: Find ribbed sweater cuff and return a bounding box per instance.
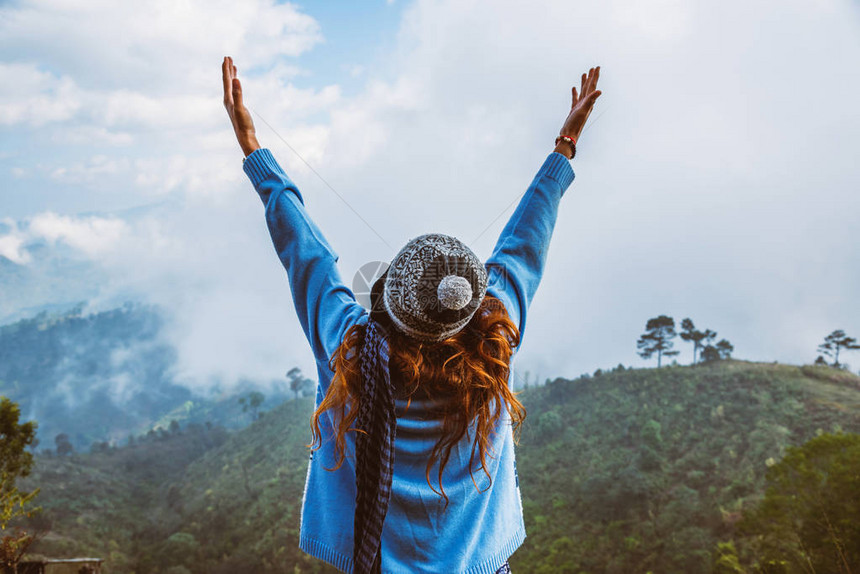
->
[540,151,576,192]
[464,526,526,574]
[242,148,283,188]
[299,535,353,573]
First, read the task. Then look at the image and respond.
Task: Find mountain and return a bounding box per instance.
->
[19,360,860,573]
[0,304,295,450]
[0,199,179,325]
[0,242,106,325]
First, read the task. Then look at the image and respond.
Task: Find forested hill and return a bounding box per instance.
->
[22,360,860,574]
[511,360,860,573]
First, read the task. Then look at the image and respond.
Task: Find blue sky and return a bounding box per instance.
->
[292,2,405,92]
[1,0,859,391]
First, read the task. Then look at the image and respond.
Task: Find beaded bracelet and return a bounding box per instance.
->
[555,135,577,159]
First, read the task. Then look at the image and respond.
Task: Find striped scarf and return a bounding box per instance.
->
[353,317,396,574]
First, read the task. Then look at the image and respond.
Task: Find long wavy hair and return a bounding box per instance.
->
[308,293,525,505]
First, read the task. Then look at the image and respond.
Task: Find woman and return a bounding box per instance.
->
[222,56,601,574]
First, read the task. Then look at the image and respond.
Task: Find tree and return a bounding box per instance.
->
[0,398,39,527]
[636,315,681,368]
[697,329,718,362]
[54,433,73,457]
[817,330,860,368]
[679,318,708,365]
[738,433,860,573]
[300,377,316,398]
[536,411,563,441]
[238,392,265,421]
[702,339,734,362]
[0,397,40,570]
[711,541,744,574]
[715,339,733,359]
[286,367,306,400]
[0,529,40,572]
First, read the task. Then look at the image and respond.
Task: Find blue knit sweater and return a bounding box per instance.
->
[242,148,575,574]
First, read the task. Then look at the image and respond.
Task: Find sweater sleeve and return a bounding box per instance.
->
[243,148,368,372]
[484,151,575,350]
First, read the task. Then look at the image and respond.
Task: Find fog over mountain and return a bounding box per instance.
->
[2,0,859,394]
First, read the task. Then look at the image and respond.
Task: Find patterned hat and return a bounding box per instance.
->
[370,233,488,342]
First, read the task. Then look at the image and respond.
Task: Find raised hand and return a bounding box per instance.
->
[222,56,260,157]
[558,66,602,148]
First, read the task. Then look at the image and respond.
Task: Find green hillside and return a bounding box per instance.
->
[20,360,860,573]
[511,360,859,573]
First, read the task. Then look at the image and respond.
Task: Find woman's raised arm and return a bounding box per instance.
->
[484,66,602,347]
[223,57,367,373]
[242,149,367,367]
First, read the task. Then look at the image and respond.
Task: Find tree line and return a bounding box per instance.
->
[637,316,859,371]
[637,315,733,367]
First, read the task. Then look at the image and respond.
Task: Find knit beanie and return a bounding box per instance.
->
[370,233,488,342]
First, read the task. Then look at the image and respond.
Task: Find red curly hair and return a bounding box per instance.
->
[309,293,525,504]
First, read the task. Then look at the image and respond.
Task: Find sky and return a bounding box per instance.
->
[1,0,859,392]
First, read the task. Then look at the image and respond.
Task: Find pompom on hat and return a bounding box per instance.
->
[369,233,488,342]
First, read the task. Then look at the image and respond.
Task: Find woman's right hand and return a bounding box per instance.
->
[222,56,261,157]
[557,66,602,148]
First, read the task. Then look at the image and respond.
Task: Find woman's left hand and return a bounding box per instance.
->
[559,66,601,144]
[222,56,260,157]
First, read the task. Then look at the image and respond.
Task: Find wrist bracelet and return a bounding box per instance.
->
[555,135,577,159]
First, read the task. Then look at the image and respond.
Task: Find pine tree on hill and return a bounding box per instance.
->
[702,339,734,362]
[817,329,860,369]
[680,318,707,365]
[637,315,681,368]
[715,339,734,359]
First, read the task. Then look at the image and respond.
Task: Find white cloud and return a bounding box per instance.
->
[0,232,30,264]
[0,0,323,92]
[28,212,128,256]
[0,0,348,223]
[50,125,134,146]
[100,91,218,130]
[3,0,860,392]
[0,62,83,126]
[310,0,860,376]
[610,0,693,42]
[49,155,132,184]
